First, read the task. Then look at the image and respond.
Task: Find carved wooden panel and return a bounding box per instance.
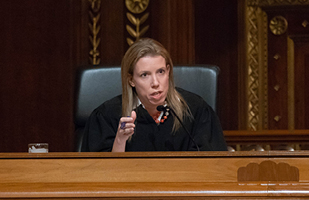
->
[293,37,309,129]
[245,1,309,130]
[267,12,289,129]
[238,160,299,181]
[268,11,309,130]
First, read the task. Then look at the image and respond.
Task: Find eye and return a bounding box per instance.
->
[140,73,148,77]
[158,69,165,74]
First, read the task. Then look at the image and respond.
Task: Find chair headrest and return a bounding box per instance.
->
[74,65,219,126]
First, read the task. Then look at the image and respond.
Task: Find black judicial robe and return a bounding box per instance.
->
[81,88,227,152]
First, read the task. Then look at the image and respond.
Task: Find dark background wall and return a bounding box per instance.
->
[0,0,239,152]
[0,0,76,152]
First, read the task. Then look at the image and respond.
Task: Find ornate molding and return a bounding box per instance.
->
[247,6,260,131]
[125,0,149,14]
[88,0,101,65]
[245,1,306,130]
[238,160,299,181]
[248,0,309,6]
[125,0,150,46]
[269,16,288,35]
[261,11,269,130]
[246,4,269,130]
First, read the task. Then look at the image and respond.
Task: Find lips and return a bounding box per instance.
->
[150,91,163,99]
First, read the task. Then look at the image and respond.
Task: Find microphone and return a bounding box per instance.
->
[156,105,166,112]
[157,105,200,151]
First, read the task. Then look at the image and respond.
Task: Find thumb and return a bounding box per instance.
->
[131,110,137,122]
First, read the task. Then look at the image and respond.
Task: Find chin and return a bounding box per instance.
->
[158,99,166,106]
[149,100,164,108]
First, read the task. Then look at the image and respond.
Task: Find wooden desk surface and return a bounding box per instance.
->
[1,151,309,199]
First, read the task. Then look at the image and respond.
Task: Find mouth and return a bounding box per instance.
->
[150,91,163,98]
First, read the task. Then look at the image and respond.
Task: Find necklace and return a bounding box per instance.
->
[152,108,169,124]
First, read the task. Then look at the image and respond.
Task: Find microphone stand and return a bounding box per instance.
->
[157,105,200,151]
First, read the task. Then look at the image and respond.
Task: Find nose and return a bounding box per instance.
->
[151,75,159,88]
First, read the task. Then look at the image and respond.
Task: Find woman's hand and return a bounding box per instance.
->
[112,111,136,152]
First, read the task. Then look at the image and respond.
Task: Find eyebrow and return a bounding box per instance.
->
[136,66,166,74]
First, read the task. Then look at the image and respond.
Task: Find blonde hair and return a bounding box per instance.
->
[121,38,192,132]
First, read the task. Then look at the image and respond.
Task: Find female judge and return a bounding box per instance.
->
[81,38,227,152]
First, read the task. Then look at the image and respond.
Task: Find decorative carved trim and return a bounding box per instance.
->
[269,16,288,35]
[245,1,307,130]
[246,6,268,130]
[125,0,149,14]
[261,11,269,130]
[88,0,101,65]
[238,160,299,181]
[126,12,149,45]
[248,0,309,6]
[125,0,150,46]
[247,6,260,131]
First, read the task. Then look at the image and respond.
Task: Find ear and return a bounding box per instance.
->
[129,81,135,87]
[166,64,170,73]
[128,74,135,87]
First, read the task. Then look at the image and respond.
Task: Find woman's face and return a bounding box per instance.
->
[130,55,170,111]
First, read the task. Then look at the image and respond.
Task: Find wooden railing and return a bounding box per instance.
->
[224,129,309,151]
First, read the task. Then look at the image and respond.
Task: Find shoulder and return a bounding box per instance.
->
[94,94,122,117]
[176,87,206,105]
[176,87,213,115]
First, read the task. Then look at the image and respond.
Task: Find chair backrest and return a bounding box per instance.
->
[74,65,220,151]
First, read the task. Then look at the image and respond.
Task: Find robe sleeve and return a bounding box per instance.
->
[81,103,120,152]
[190,100,227,151]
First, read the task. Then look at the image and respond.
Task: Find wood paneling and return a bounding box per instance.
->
[99,0,126,65]
[262,7,309,130]
[1,152,309,198]
[294,38,309,129]
[150,0,195,65]
[0,0,76,152]
[225,130,309,151]
[267,12,289,129]
[194,0,239,130]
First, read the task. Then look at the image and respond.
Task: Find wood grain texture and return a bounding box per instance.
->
[0,0,75,152]
[224,130,309,145]
[1,152,309,198]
